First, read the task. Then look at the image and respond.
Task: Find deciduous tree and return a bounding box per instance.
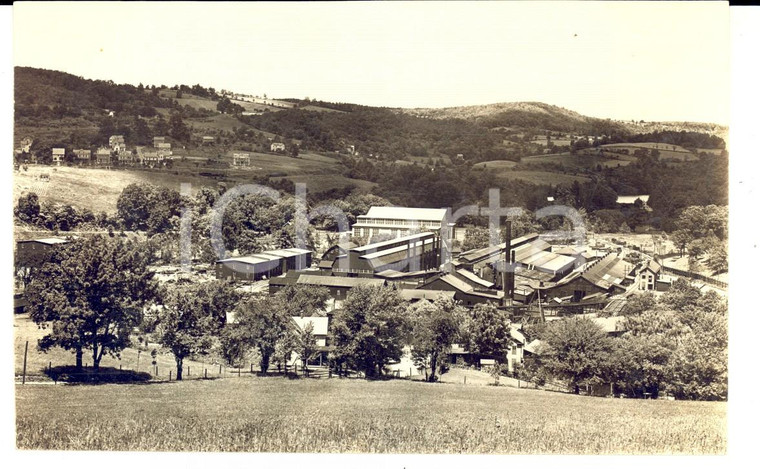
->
[330,284,410,378]
[408,296,466,382]
[26,236,155,371]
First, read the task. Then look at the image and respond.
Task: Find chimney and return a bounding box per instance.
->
[502,220,515,300]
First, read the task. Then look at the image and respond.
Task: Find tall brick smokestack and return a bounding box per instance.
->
[502,220,514,299]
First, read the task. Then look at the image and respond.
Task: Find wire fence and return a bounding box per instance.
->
[661,265,727,289]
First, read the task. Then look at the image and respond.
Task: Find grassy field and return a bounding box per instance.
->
[520,152,635,169]
[13,165,217,213]
[13,151,369,213]
[14,313,216,381]
[495,170,591,186]
[472,160,518,170]
[15,376,726,453]
[601,143,698,162]
[272,173,377,193]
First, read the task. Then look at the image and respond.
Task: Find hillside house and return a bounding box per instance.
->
[153,136,166,147]
[139,148,162,166]
[352,206,452,240]
[74,149,91,163]
[156,142,172,153]
[19,137,33,153]
[638,259,661,291]
[96,147,112,166]
[118,151,136,165]
[232,152,250,167]
[109,135,126,153]
[202,136,215,145]
[52,148,65,166]
[270,142,285,152]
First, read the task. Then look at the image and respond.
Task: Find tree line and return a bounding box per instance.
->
[522,279,727,400]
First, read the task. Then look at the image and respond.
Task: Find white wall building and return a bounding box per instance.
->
[351,206,451,240]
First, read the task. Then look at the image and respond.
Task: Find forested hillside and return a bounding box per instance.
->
[14,66,728,233]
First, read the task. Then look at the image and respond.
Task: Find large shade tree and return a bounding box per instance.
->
[330,284,410,378]
[26,236,155,371]
[154,280,240,380]
[408,296,466,382]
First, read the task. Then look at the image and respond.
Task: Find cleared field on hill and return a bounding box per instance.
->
[521,152,635,169]
[16,375,725,453]
[601,143,698,162]
[472,160,518,170]
[157,90,219,111]
[13,166,215,213]
[495,170,591,185]
[272,173,377,193]
[13,152,363,213]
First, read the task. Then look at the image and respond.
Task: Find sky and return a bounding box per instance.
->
[14,1,730,124]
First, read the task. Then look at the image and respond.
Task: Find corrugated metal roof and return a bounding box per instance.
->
[296,275,385,288]
[399,289,456,301]
[616,195,650,204]
[353,232,436,253]
[360,206,448,222]
[454,269,494,289]
[18,237,70,245]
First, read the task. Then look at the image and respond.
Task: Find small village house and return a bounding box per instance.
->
[73,149,91,163]
[51,148,65,166]
[96,147,112,167]
[118,150,136,166]
[232,152,251,167]
[153,136,166,148]
[109,135,126,153]
[270,142,285,152]
[202,136,215,145]
[638,259,661,291]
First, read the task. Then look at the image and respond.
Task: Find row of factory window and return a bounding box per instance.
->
[360,219,441,228]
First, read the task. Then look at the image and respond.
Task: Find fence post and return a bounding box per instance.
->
[169,370,172,381]
[238,367,241,377]
[187,366,190,377]
[22,341,28,385]
[464,376,467,385]
[219,364,222,375]
[205,368,208,379]
[250,363,253,374]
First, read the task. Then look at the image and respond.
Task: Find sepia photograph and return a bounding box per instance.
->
[6,0,752,464]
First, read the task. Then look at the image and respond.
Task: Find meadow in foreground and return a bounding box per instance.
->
[16,376,726,454]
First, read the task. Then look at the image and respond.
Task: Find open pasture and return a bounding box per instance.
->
[601,143,698,162]
[520,152,634,169]
[15,375,726,453]
[472,160,518,170]
[494,169,591,186]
